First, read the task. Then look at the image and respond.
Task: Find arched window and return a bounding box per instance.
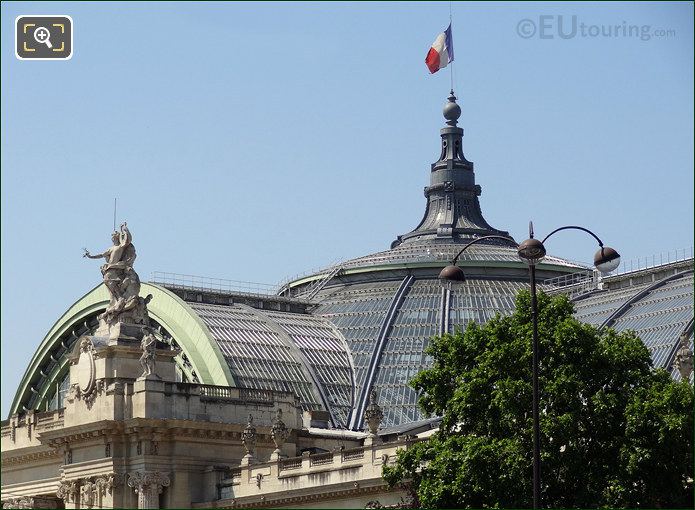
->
[47,372,70,411]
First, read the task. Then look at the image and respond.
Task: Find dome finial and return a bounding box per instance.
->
[443,90,461,126]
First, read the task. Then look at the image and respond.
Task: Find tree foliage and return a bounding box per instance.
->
[383,291,693,508]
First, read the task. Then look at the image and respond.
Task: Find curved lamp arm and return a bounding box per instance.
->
[541,225,604,247]
[451,235,518,265]
[525,223,619,273]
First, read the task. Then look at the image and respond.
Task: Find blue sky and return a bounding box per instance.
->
[1,1,693,416]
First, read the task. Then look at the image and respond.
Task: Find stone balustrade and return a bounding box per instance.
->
[210,438,417,508]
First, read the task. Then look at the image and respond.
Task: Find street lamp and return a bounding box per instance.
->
[438,234,517,289]
[439,222,620,509]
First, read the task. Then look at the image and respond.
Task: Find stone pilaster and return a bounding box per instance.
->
[127,471,170,509]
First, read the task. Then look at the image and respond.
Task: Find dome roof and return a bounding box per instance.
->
[13,93,690,435]
[280,92,588,429]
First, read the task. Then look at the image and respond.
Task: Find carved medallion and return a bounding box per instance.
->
[76,338,95,395]
[69,338,104,408]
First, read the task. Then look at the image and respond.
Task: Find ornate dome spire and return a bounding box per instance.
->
[391,92,513,248]
[443,90,461,126]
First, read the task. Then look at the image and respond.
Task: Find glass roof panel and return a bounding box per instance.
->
[313,280,403,397]
[189,303,321,411]
[265,310,355,427]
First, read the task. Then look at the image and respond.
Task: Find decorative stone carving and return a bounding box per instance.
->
[24,411,36,440]
[673,333,694,380]
[241,414,257,464]
[56,479,79,503]
[67,338,105,409]
[9,414,18,442]
[56,475,120,508]
[94,473,119,502]
[139,329,158,378]
[364,389,383,436]
[61,446,73,465]
[2,497,32,509]
[76,338,96,393]
[127,471,170,509]
[83,223,152,333]
[271,408,289,458]
[2,496,58,509]
[81,479,97,508]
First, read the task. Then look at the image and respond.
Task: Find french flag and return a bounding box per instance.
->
[425,24,454,74]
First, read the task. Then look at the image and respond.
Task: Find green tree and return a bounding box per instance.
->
[383,291,693,508]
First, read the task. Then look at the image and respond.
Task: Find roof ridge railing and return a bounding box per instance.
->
[542,246,694,298]
[277,248,589,291]
[609,246,693,277]
[149,271,279,297]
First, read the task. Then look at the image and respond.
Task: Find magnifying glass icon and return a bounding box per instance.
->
[34,26,53,49]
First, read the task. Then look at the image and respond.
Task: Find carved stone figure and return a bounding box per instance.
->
[84,223,151,330]
[139,329,158,378]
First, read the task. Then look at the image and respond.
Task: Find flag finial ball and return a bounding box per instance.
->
[443,93,461,122]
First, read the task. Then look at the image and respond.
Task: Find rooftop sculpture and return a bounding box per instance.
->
[84,223,151,338]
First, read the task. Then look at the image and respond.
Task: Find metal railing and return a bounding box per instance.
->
[542,269,601,299]
[276,247,590,294]
[149,272,279,297]
[611,247,693,276]
[541,247,694,298]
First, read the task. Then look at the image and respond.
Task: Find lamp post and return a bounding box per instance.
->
[439,222,620,509]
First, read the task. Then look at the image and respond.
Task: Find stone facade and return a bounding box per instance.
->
[1,330,413,508]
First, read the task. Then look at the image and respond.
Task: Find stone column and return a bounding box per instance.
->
[127,471,170,509]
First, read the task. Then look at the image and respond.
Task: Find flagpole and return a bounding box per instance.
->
[449,1,454,93]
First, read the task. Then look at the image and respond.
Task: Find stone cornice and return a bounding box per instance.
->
[35,417,276,449]
[1,447,61,466]
[203,482,392,508]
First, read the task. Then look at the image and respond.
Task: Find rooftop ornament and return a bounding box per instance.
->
[271,409,289,459]
[83,223,153,339]
[241,414,257,465]
[364,389,384,436]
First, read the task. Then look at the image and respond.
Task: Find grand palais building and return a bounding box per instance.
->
[2,93,693,509]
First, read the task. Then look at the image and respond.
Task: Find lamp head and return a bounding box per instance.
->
[594,246,620,273]
[517,238,546,266]
[439,265,466,289]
